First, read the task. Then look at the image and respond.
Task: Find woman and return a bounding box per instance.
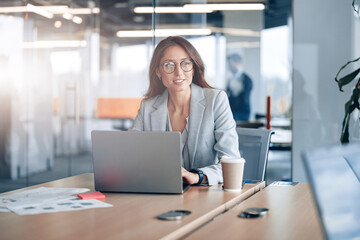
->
[131,36,240,186]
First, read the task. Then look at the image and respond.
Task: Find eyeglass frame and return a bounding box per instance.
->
[160,60,194,74]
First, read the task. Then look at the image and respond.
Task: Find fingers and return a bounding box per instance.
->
[181,169,199,185]
[182,167,190,176]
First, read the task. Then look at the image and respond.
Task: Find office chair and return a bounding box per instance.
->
[236,127,274,181]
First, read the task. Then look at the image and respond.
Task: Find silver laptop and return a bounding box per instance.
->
[302,143,360,240]
[91,130,189,194]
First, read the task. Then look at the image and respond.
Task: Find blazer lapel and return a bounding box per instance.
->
[150,90,168,131]
[188,84,206,167]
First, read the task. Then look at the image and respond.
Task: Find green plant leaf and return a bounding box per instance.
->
[336,68,360,92]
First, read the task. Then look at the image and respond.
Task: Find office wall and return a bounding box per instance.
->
[292,0,357,181]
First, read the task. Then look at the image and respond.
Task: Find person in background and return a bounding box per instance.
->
[131,36,240,186]
[226,53,253,122]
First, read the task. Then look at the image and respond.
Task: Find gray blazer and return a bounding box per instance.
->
[131,83,240,185]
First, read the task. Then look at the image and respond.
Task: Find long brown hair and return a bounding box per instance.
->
[145,36,212,99]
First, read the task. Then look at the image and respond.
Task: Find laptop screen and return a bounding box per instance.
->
[302,143,360,240]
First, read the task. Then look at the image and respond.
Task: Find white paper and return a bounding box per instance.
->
[0,187,89,210]
[8,196,113,215]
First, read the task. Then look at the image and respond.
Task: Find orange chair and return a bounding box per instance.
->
[97,98,142,119]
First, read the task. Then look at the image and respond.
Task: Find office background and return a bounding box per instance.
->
[0,0,358,192]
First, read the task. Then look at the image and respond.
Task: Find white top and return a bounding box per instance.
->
[167,114,191,170]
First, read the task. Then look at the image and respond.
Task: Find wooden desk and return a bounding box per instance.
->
[184,183,324,240]
[0,173,264,240]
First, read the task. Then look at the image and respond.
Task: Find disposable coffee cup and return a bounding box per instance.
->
[221,157,246,192]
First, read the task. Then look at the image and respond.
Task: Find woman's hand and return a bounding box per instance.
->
[182,168,207,185]
[182,168,198,184]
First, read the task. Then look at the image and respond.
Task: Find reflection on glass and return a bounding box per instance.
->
[226,53,253,122]
[304,144,360,240]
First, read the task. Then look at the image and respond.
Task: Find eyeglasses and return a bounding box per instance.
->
[161,60,194,74]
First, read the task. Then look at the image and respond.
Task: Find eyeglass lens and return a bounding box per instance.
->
[162,60,193,74]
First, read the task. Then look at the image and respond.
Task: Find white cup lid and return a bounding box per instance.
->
[220,156,245,164]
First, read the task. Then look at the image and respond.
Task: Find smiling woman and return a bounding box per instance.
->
[146,36,211,98]
[156,45,194,95]
[130,36,241,186]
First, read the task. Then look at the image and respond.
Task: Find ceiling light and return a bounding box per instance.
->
[116,28,212,38]
[23,40,87,48]
[69,8,91,14]
[62,12,73,20]
[39,5,69,14]
[134,6,213,14]
[68,8,96,14]
[92,8,100,14]
[0,5,99,15]
[54,20,62,28]
[0,6,27,13]
[134,3,265,14]
[133,7,152,13]
[72,16,82,24]
[184,3,265,11]
[26,4,54,19]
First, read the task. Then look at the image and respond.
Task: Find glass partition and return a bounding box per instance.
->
[292,0,360,181]
[0,0,101,192]
[0,0,293,192]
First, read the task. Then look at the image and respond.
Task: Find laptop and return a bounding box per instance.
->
[302,143,360,240]
[91,130,190,194]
